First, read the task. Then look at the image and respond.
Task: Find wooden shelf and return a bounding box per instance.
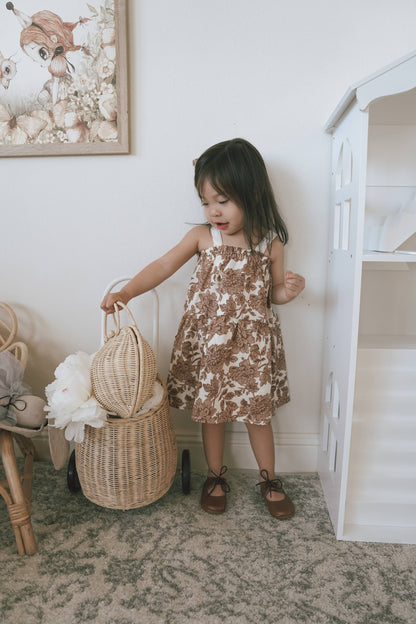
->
[362,250,416,262]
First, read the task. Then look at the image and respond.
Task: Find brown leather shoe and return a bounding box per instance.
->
[200,466,230,514]
[257,469,295,519]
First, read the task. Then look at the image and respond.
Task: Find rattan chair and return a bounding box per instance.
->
[0,302,51,555]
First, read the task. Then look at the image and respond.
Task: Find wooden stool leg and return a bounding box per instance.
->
[0,430,37,555]
[0,479,25,555]
[14,434,35,503]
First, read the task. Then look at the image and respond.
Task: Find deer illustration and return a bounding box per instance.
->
[5,2,90,103]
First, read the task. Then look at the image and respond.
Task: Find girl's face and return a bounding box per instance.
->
[201,180,245,238]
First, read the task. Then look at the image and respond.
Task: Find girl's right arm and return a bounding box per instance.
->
[100,226,204,313]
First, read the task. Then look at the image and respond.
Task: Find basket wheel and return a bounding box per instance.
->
[67,449,81,493]
[181,449,191,495]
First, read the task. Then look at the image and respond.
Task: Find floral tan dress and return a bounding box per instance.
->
[167,227,290,424]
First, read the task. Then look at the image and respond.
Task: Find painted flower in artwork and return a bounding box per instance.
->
[0,104,47,144]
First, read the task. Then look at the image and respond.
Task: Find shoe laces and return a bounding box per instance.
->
[207,466,231,495]
[256,469,283,497]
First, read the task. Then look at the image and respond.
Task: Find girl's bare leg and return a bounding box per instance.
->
[246,422,284,501]
[202,422,226,496]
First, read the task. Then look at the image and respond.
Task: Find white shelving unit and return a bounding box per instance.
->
[319,50,416,544]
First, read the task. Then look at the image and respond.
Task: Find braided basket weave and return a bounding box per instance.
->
[75,376,177,510]
[91,302,157,418]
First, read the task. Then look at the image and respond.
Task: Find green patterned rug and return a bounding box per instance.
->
[0,462,415,624]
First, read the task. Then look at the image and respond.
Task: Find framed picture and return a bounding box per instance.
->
[0,0,128,157]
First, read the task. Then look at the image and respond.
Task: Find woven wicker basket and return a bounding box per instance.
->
[75,376,177,510]
[91,301,157,418]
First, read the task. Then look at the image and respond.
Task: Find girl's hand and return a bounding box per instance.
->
[100,290,131,314]
[284,271,305,301]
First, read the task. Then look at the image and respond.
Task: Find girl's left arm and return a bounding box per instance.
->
[270,238,305,305]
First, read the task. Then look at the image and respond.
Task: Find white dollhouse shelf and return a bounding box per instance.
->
[324,48,416,132]
[319,49,416,544]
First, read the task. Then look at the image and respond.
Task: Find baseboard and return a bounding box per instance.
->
[29,429,319,473]
[176,430,319,472]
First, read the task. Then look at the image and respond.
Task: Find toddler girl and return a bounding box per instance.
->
[101,138,305,519]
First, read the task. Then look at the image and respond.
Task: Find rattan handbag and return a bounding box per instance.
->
[91,301,157,418]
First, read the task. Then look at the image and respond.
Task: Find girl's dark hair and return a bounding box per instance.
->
[194,138,288,249]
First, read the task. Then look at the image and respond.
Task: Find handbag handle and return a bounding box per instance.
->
[103,301,140,342]
[100,277,159,355]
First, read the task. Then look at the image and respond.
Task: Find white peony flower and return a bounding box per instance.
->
[45,351,107,442]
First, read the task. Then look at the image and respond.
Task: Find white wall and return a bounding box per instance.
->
[3,0,416,470]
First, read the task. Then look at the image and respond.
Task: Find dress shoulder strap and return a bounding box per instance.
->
[210,227,223,246]
[256,232,276,254]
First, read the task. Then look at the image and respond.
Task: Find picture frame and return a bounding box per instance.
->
[0,0,129,157]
